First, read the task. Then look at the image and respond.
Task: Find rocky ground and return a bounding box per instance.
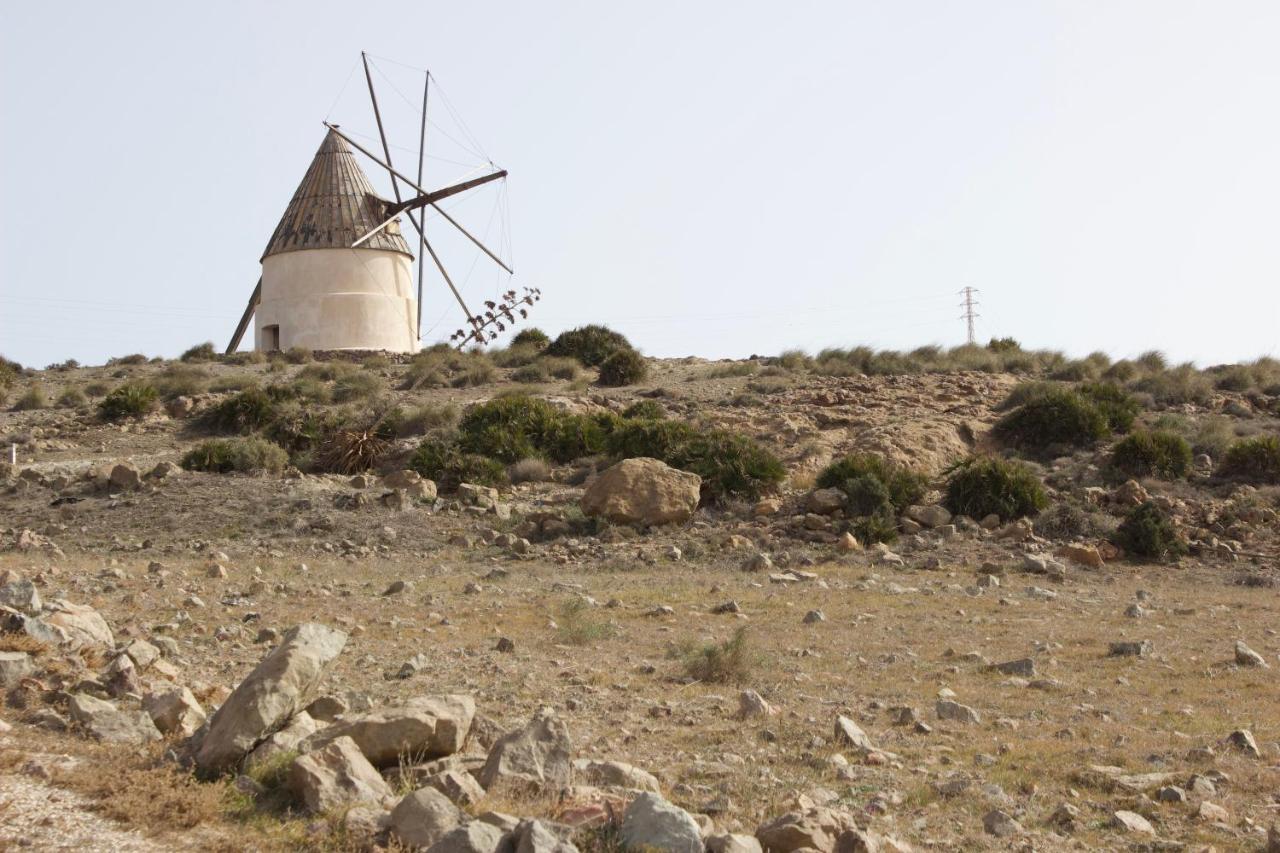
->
[0,352,1278,852]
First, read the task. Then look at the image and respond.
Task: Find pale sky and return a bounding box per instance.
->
[2,1,1278,368]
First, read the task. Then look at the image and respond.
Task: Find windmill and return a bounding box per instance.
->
[225,52,539,355]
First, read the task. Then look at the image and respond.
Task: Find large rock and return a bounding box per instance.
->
[756,807,858,853]
[390,787,464,849]
[426,821,506,853]
[144,687,206,737]
[195,622,347,774]
[301,694,475,767]
[619,792,703,853]
[0,651,33,687]
[425,768,486,807]
[29,600,114,649]
[289,735,393,814]
[68,693,161,745]
[478,707,572,791]
[581,458,701,526]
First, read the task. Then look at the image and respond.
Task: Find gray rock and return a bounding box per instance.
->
[0,579,41,615]
[0,651,33,687]
[196,622,347,774]
[833,715,876,755]
[1111,810,1155,835]
[706,834,763,853]
[514,819,580,853]
[123,639,160,670]
[1235,640,1269,668]
[425,768,486,806]
[619,792,703,853]
[143,687,206,737]
[983,809,1022,837]
[289,735,393,814]
[247,710,319,768]
[990,658,1036,677]
[301,694,475,767]
[935,699,981,725]
[427,821,506,853]
[574,759,660,793]
[1226,728,1260,758]
[478,707,572,791]
[390,787,464,849]
[26,599,114,649]
[805,488,846,515]
[1108,640,1152,658]
[68,694,161,745]
[905,504,951,528]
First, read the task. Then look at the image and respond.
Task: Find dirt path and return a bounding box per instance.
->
[0,771,172,852]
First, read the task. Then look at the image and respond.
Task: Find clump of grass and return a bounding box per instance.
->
[597,348,648,387]
[1078,382,1140,433]
[398,402,460,436]
[108,353,148,366]
[283,346,312,364]
[704,362,759,379]
[181,436,288,473]
[556,598,615,645]
[1110,431,1192,480]
[201,387,278,434]
[332,370,384,402]
[1219,435,1280,484]
[1033,502,1108,540]
[180,342,217,362]
[56,387,88,408]
[84,380,111,397]
[491,345,542,369]
[208,374,259,393]
[545,324,634,367]
[1114,501,1186,561]
[622,400,665,420]
[154,364,209,399]
[510,356,580,383]
[1132,363,1213,406]
[746,377,788,395]
[10,385,47,411]
[509,457,551,483]
[99,382,159,421]
[993,388,1109,456]
[401,346,496,390]
[678,627,755,684]
[944,456,1047,521]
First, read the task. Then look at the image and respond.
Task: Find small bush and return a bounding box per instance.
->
[1078,382,1140,433]
[1219,435,1280,484]
[1132,363,1213,406]
[202,387,278,434]
[84,380,111,397]
[99,383,159,421]
[557,597,614,645]
[284,346,312,364]
[458,396,611,464]
[996,381,1059,412]
[511,328,551,350]
[180,342,217,362]
[510,356,580,383]
[545,325,633,367]
[332,371,384,402]
[56,387,88,408]
[944,456,1047,521]
[597,349,648,386]
[816,454,928,513]
[109,353,148,366]
[451,361,497,388]
[1033,503,1106,540]
[408,437,507,491]
[622,400,666,420]
[154,365,209,399]
[491,345,541,369]
[993,389,1108,455]
[508,457,551,483]
[297,362,355,382]
[604,418,784,501]
[848,510,899,546]
[1113,501,1186,561]
[1110,431,1192,480]
[11,385,47,411]
[987,337,1021,353]
[679,627,755,684]
[181,437,288,473]
[318,428,388,474]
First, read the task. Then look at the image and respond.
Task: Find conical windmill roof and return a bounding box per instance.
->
[261,128,413,261]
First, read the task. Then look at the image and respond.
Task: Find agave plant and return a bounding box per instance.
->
[320,428,388,475]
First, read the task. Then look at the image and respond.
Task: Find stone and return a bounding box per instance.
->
[31,599,114,649]
[123,639,161,670]
[426,821,506,853]
[803,610,825,624]
[1235,640,1269,668]
[289,735,394,814]
[806,488,846,515]
[1021,554,1067,579]
[738,690,776,719]
[1109,640,1152,658]
[109,463,142,491]
[514,819,581,853]
[478,707,572,792]
[990,658,1036,677]
[755,806,858,853]
[983,809,1022,837]
[707,834,763,853]
[196,622,347,774]
[389,786,464,849]
[425,768,486,807]
[575,759,661,793]
[383,469,422,489]
[1155,785,1186,803]
[1226,729,1260,758]
[1113,480,1149,506]
[304,694,349,722]
[0,578,41,615]
[247,710,319,768]
[1056,543,1104,568]
[581,458,701,526]
[935,700,981,725]
[1111,810,1155,835]
[144,687,206,737]
[302,694,475,767]
[904,504,951,528]
[0,651,33,687]
[833,715,876,755]
[1196,801,1229,822]
[68,693,161,745]
[742,553,773,572]
[620,792,703,853]
[835,532,862,552]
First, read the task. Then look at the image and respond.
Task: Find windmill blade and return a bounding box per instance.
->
[350,170,508,248]
[225,278,262,354]
[416,69,429,338]
[428,201,513,275]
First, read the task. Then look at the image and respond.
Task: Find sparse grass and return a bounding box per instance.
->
[84,380,111,397]
[508,457,551,483]
[703,362,759,379]
[56,386,87,408]
[677,627,756,683]
[331,371,384,402]
[1132,363,1213,406]
[10,384,47,411]
[98,382,158,421]
[398,402,460,436]
[108,353,148,366]
[209,374,260,393]
[621,400,666,420]
[401,347,496,390]
[154,364,209,399]
[510,356,580,383]
[557,597,615,645]
[182,437,288,473]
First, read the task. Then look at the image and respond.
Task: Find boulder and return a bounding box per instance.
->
[0,651,33,687]
[30,599,114,649]
[425,768,486,807]
[426,821,506,853]
[574,759,660,793]
[109,463,142,491]
[1235,640,1269,668]
[195,622,347,774]
[68,693,161,745]
[833,715,876,755]
[514,819,581,853]
[478,707,572,791]
[0,578,41,615]
[935,700,980,725]
[581,458,701,526]
[123,639,161,671]
[619,792,703,853]
[390,787,464,849]
[143,687,206,737]
[904,505,951,528]
[1056,543,1104,568]
[289,735,393,814]
[755,807,858,853]
[301,694,475,767]
[805,488,846,515]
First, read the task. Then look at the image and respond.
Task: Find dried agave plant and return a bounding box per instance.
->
[451,286,543,347]
[320,427,389,475]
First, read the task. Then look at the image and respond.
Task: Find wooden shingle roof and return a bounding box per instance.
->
[261,128,413,261]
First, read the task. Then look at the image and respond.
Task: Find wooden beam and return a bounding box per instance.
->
[225,278,262,354]
[416,71,429,339]
[351,170,508,248]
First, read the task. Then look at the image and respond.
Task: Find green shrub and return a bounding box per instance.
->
[491,345,541,369]
[99,383,159,421]
[1136,350,1168,372]
[1132,364,1212,406]
[987,337,1021,353]
[1113,501,1186,561]
[398,402,460,436]
[202,387,278,434]
[11,385,47,411]
[511,328,551,350]
[816,454,928,513]
[944,457,1047,521]
[622,400,666,420]
[180,342,217,362]
[1078,382,1140,433]
[56,387,88,408]
[993,389,1108,455]
[408,437,506,491]
[597,349,648,386]
[1219,435,1280,484]
[995,381,1059,411]
[1103,360,1138,382]
[545,325,633,367]
[1110,431,1192,480]
[678,627,755,684]
[510,356,580,383]
[603,418,784,501]
[181,437,288,474]
[457,396,611,464]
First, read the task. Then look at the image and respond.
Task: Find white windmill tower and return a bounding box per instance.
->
[226,53,540,354]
